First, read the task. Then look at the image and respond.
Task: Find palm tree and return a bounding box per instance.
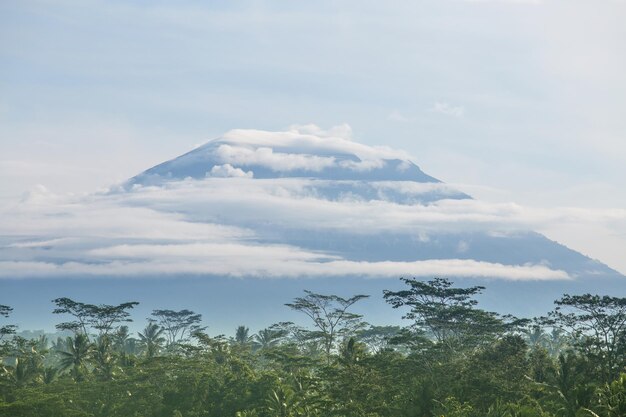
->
[524,325,549,350]
[235,325,252,346]
[93,335,115,380]
[6,337,45,387]
[113,326,130,351]
[253,328,285,350]
[42,366,59,384]
[548,328,568,357]
[50,337,65,352]
[10,355,44,387]
[34,335,49,353]
[113,325,139,355]
[138,321,165,358]
[57,334,92,381]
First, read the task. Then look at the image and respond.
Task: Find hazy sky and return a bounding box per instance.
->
[1,0,625,272]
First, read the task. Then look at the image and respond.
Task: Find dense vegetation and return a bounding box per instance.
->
[2,277,626,417]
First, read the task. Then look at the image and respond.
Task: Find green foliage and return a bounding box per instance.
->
[460,335,530,409]
[52,298,139,337]
[285,290,369,360]
[137,321,165,358]
[235,325,252,347]
[57,334,93,382]
[0,305,17,343]
[383,277,522,353]
[151,309,205,347]
[548,294,626,383]
[434,397,476,417]
[1,281,625,417]
[253,327,287,351]
[591,373,626,417]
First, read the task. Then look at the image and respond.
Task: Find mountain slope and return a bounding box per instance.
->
[120,127,618,281]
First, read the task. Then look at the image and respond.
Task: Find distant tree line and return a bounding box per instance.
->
[2,277,626,417]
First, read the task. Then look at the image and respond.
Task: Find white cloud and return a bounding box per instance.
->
[220,126,411,162]
[89,242,331,262]
[113,177,626,236]
[193,127,409,174]
[289,123,354,140]
[215,144,337,172]
[6,238,76,249]
[0,192,252,242]
[208,164,253,178]
[371,181,464,197]
[338,159,386,171]
[0,175,623,279]
[0,257,569,281]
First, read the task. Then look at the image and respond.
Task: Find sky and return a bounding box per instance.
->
[1,1,625,297]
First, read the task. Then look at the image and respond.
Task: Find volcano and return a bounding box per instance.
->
[121,127,618,281]
[1,126,623,328]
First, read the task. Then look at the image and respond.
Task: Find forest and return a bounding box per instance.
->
[2,277,626,417]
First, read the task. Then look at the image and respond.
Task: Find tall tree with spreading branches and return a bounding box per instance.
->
[286,290,369,360]
[52,298,139,338]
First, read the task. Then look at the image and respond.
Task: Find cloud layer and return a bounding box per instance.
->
[2,128,624,281]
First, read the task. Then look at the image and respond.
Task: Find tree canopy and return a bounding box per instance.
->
[52,298,139,337]
[1,280,626,417]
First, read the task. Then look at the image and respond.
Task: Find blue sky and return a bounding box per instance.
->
[1,0,625,288]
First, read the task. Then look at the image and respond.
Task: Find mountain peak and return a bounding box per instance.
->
[127,126,442,188]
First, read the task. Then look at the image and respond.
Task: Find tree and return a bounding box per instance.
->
[234,325,252,346]
[524,324,549,350]
[547,293,626,382]
[112,325,138,355]
[539,352,596,417]
[253,328,286,350]
[52,297,139,338]
[285,290,369,359]
[383,277,514,352]
[547,327,569,357]
[267,322,319,354]
[138,321,165,358]
[460,335,530,409]
[93,336,116,381]
[151,309,204,347]
[4,337,45,388]
[57,333,93,381]
[594,373,626,417]
[0,305,17,342]
[356,325,401,353]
